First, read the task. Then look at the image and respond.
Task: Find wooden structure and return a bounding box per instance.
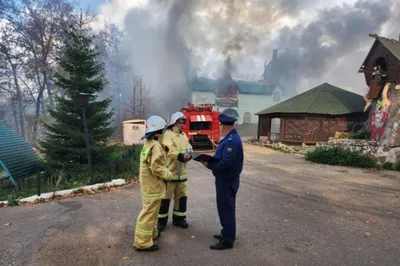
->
[0,123,40,190]
[358,34,400,113]
[358,34,400,86]
[255,83,368,144]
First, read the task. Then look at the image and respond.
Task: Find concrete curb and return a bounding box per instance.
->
[0,179,126,206]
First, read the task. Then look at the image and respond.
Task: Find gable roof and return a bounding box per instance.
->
[255,83,365,116]
[0,123,40,181]
[359,35,400,72]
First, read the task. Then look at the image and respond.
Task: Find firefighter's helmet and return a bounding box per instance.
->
[141,115,167,139]
[169,112,186,126]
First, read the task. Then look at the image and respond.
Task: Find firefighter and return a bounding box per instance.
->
[201,113,244,250]
[157,111,193,232]
[133,115,173,252]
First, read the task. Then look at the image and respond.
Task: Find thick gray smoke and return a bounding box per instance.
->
[270,0,393,93]
[123,0,195,118]
[123,0,399,115]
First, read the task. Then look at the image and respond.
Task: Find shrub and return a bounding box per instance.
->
[334,132,368,140]
[7,194,19,206]
[304,147,378,168]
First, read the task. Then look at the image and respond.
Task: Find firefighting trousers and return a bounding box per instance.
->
[133,198,161,249]
[158,181,188,225]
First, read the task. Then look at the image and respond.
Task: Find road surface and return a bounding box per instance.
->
[1,144,400,266]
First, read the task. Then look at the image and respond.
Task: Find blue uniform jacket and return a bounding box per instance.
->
[207,129,243,180]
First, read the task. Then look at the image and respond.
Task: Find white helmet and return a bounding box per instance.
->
[169,111,186,126]
[142,115,167,139]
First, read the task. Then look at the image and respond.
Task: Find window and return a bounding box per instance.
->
[243,112,251,124]
[273,91,281,102]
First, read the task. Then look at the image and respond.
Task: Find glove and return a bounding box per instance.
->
[177,153,186,163]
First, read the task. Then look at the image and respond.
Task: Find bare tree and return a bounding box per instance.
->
[0,24,27,138]
[2,0,75,143]
[96,23,130,127]
[122,75,153,120]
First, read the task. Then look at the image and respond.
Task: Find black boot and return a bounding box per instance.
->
[158,223,166,232]
[213,234,222,240]
[173,220,189,229]
[209,240,233,250]
[135,244,159,252]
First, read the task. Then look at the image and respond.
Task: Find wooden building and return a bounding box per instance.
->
[255,83,368,144]
[358,34,400,86]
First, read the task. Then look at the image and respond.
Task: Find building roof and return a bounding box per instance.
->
[0,123,40,181]
[236,81,276,95]
[359,34,400,72]
[255,82,365,116]
[190,77,277,95]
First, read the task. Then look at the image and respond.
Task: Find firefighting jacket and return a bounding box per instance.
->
[139,138,173,200]
[163,127,192,182]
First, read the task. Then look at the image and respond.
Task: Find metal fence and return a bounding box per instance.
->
[0,145,140,201]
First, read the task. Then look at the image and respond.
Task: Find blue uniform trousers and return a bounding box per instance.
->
[216,177,239,245]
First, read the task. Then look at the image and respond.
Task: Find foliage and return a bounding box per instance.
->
[0,144,142,201]
[304,147,378,168]
[334,131,368,140]
[7,194,19,206]
[39,20,115,169]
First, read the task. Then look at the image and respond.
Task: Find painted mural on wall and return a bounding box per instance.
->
[364,81,400,145]
[370,99,389,141]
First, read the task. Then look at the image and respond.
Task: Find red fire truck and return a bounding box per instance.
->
[180,103,221,150]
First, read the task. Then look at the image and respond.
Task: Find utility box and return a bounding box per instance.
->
[122,119,146,145]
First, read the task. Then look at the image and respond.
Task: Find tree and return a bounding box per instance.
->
[123,75,153,120]
[95,23,130,130]
[0,23,28,139]
[39,14,115,168]
[3,0,75,143]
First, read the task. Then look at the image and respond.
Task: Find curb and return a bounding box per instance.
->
[0,179,126,206]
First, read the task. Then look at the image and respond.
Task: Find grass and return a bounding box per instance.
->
[0,144,142,202]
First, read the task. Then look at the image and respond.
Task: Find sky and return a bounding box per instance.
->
[78,0,400,96]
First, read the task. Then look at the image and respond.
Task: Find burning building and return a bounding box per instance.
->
[189,49,295,136]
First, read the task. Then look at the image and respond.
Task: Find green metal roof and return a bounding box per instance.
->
[255,83,365,116]
[190,77,277,95]
[0,123,40,181]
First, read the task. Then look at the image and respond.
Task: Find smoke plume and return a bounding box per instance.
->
[121,0,399,116]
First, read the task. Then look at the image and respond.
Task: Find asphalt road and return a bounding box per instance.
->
[1,144,400,266]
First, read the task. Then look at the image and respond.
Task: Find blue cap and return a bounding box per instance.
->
[219,113,237,125]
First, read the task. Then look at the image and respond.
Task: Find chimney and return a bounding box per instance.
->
[273,49,278,60]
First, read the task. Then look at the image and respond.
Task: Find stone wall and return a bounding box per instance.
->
[316,139,379,156]
[316,138,400,164]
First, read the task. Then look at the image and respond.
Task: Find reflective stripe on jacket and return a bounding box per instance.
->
[163,128,192,182]
[139,139,172,200]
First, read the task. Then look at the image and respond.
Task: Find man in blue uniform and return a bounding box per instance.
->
[201,113,244,250]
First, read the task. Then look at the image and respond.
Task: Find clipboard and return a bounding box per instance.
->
[189,152,221,163]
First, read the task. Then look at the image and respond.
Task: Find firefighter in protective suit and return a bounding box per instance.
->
[133,115,173,252]
[157,111,193,232]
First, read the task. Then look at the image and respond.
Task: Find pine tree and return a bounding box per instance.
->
[40,20,115,168]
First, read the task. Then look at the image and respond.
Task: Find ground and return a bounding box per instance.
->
[1,144,400,266]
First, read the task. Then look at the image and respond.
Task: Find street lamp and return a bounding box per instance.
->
[75,92,93,179]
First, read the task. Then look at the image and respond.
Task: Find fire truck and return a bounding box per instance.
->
[180,103,221,150]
